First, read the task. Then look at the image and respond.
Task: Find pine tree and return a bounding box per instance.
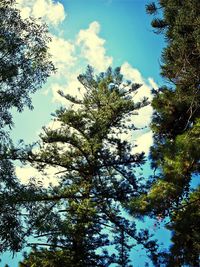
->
[129,1,200,265]
[19,66,149,266]
[166,188,200,266]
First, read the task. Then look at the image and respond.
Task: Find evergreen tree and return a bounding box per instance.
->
[19,66,149,266]
[129,1,200,265]
[19,249,73,267]
[166,188,200,266]
[0,0,54,253]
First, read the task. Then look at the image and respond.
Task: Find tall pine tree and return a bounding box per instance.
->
[19,66,149,266]
[129,1,200,265]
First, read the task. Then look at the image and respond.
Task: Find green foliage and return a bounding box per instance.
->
[20,66,149,266]
[19,249,76,267]
[129,0,200,265]
[0,0,54,127]
[166,188,200,266]
[0,0,54,254]
[146,0,200,209]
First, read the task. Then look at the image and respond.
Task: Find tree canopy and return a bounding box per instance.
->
[0,0,54,127]
[0,0,54,254]
[128,0,200,265]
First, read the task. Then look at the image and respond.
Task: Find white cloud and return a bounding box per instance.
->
[51,83,66,104]
[121,62,153,104]
[120,62,155,155]
[121,62,144,84]
[16,165,59,187]
[121,62,153,129]
[19,6,31,18]
[148,77,159,90]
[16,0,65,26]
[49,35,75,66]
[133,105,153,129]
[46,119,62,131]
[49,35,76,77]
[76,21,113,71]
[133,131,153,155]
[15,1,70,77]
[51,79,84,104]
[49,21,113,102]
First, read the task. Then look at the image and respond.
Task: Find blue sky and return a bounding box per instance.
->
[3,0,169,266]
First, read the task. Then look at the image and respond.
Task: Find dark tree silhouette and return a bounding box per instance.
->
[129,1,200,265]
[0,0,54,253]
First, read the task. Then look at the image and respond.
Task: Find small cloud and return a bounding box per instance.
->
[121,62,144,84]
[19,6,31,18]
[133,131,153,155]
[16,0,66,26]
[121,62,153,101]
[51,83,67,104]
[16,165,59,187]
[51,64,87,102]
[121,62,153,128]
[134,105,153,129]
[46,119,62,131]
[76,21,113,71]
[49,35,76,77]
[148,77,159,90]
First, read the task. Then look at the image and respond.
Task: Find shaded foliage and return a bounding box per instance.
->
[129,0,200,265]
[0,0,54,254]
[166,188,200,266]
